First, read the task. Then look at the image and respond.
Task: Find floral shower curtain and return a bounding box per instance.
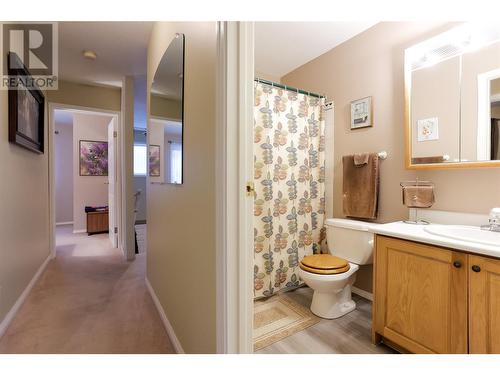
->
[253,82,326,299]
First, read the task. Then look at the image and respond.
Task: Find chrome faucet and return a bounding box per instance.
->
[481,208,500,232]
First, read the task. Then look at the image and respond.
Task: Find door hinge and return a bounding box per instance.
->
[245,181,255,197]
[114,227,118,234]
[113,131,117,138]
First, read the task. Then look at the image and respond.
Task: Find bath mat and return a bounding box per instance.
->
[253,294,320,351]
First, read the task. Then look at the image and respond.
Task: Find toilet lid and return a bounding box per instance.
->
[301,254,349,270]
[300,263,350,275]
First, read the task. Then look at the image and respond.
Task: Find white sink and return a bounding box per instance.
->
[424,225,500,247]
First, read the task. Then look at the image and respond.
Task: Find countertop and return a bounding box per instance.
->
[369,221,500,259]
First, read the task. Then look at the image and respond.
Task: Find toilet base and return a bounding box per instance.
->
[310,284,356,319]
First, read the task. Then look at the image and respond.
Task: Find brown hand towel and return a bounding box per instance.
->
[342,153,379,220]
[402,185,435,208]
[353,153,370,166]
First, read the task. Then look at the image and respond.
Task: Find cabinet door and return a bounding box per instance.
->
[374,235,468,353]
[469,255,500,353]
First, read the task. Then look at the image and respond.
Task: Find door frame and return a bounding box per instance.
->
[215,21,254,353]
[48,102,125,259]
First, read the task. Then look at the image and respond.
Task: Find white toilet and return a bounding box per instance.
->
[299,218,376,319]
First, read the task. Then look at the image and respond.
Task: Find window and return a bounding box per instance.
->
[170,142,182,184]
[134,144,147,176]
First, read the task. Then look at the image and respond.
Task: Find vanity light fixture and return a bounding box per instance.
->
[407,23,500,71]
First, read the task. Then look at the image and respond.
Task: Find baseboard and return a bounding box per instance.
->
[0,253,51,339]
[56,221,73,226]
[352,286,373,302]
[145,277,184,354]
[72,229,86,234]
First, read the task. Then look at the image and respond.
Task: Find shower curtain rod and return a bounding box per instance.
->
[254,77,326,99]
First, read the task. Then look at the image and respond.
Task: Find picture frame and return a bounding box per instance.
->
[350,96,372,130]
[417,117,439,142]
[79,140,109,176]
[149,144,161,177]
[8,53,45,154]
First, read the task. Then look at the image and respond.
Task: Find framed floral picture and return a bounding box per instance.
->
[149,145,161,177]
[350,96,372,129]
[79,140,108,176]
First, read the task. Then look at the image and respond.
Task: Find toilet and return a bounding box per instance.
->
[299,218,376,319]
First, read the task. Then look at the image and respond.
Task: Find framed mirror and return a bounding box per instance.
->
[405,23,500,169]
[149,33,185,184]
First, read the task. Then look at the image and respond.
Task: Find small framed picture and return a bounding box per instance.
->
[149,145,161,177]
[350,96,372,130]
[417,117,439,142]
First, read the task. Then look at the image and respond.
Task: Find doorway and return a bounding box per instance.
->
[49,104,123,259]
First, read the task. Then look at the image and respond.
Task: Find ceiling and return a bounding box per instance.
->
[255,22,378,79]
[58,22,153,87]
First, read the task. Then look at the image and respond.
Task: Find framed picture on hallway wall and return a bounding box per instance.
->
[350,96,372,130]
[79,140,108,176]
[7,53,45,154]
[149,144,161,177]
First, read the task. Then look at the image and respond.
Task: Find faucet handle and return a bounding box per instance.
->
[490,208,500,220]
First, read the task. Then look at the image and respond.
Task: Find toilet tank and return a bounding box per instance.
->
[325,218,376,265]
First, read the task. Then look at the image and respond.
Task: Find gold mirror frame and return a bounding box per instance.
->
[404,27,500,170]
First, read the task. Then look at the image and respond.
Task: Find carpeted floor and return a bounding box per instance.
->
[0,225,174,354]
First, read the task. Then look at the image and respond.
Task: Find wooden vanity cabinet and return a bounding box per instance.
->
[469,255,500,353]
[373,235,500,354]
[373,235,468,354]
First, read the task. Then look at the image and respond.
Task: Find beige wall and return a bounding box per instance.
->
[0,90,50,325]
[72,113,113,232]
[255,70,281,83]
[47,80,121,111]
[146,22,217,353]
[150,95,182,120]
[283,22,500,292]
[55,120,74,223]
[411,56,461,160]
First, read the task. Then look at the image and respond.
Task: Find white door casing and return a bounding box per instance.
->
[215,21,254,354]
[108,118,118,248]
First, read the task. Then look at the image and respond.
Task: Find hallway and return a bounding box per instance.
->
[0,226,174,354]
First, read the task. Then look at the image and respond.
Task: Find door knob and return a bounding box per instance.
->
[472,265,481,273]
[453,261,462,268]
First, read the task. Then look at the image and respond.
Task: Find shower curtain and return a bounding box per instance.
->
[253,82,326,299]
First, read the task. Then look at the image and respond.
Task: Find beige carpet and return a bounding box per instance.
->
[0,225,175,354]
[253,293,320,351]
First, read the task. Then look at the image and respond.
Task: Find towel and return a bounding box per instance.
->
[402,185,435,208]
[342,153,379,220]
[353,153,370,166]
[411,156,446,164]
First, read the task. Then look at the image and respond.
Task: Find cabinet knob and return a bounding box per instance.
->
[453,261,462,268]
[472,265,481,273]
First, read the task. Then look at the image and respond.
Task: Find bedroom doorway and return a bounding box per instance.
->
[49,103,124,259]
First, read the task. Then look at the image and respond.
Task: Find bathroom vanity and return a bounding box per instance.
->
[371,222,500,354]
